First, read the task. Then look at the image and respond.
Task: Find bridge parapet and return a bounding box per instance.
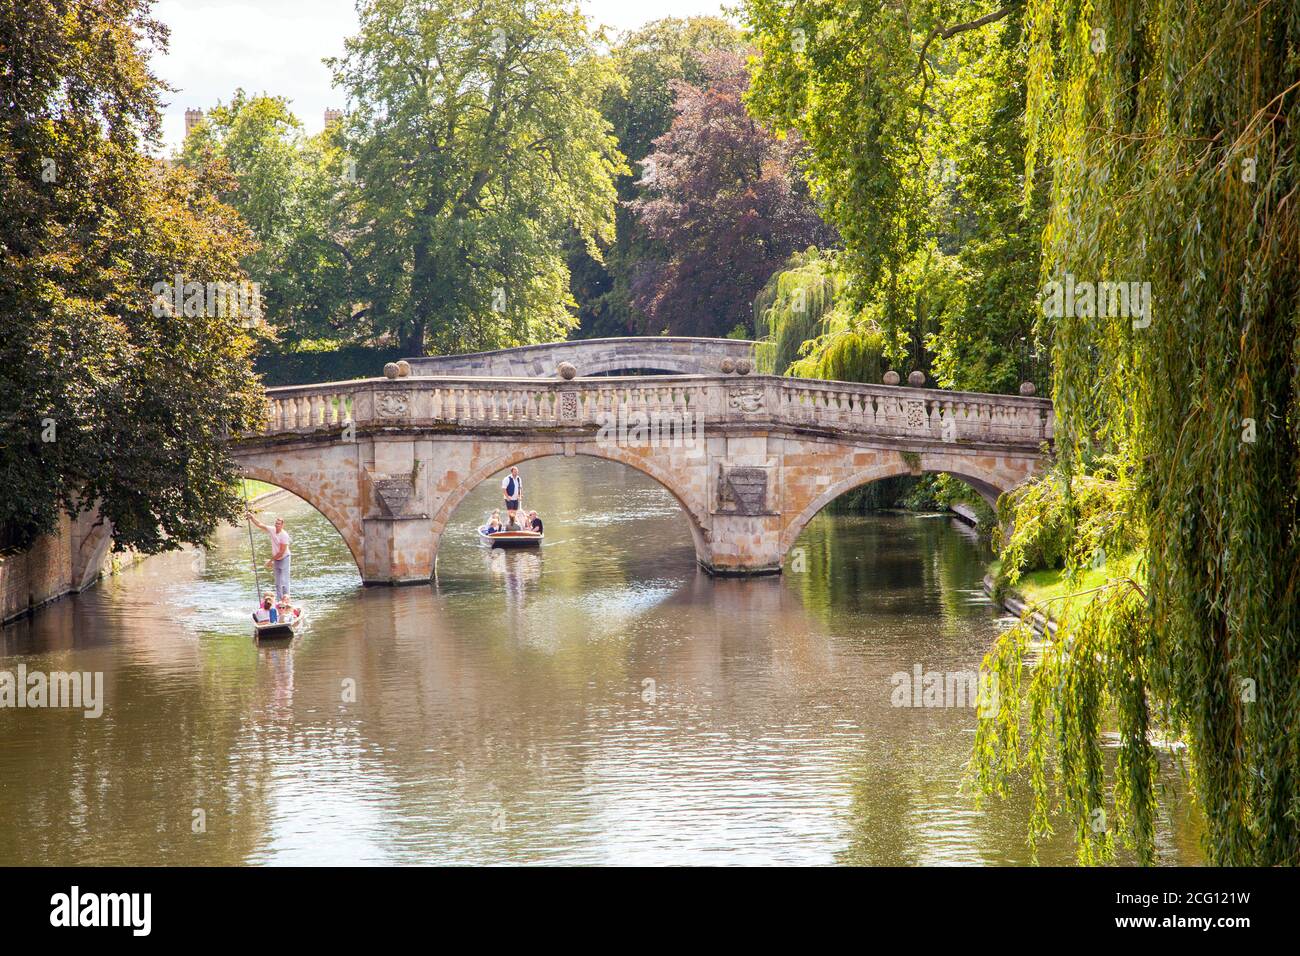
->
[258,375,1053,448]
[403,336,757,378]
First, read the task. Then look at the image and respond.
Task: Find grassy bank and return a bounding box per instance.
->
[989,551,1142,631]
[237,479,283,502]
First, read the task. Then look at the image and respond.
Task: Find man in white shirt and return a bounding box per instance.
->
[247,511,292,599]
[501,467,522,519]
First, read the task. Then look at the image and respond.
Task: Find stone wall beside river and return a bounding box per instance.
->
[0,510,135,625]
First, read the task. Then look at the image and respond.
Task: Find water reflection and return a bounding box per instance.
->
[0,456,1201,865]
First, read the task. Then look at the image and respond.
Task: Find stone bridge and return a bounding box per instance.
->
[404,336,759,377]
[232,373,1053,584]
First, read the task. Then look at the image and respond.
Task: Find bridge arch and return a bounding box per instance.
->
[235,464,367,579]
[778,458,1023,562]
[430,442,710,570]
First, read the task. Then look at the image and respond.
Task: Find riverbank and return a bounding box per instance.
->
[980,553,1142,637]
[2,483,293,626]
[0,511,138,625]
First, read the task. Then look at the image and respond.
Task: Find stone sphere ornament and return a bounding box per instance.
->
[719,357,736,374]
[557,361,577,380]
[383,362,400,379]
[396,360,412,378]
[1019,381,1037,396]
[735,359,752,375]
[883,370,900,386]
[907,370,926,387]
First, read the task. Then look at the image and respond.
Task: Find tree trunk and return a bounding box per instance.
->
[400,319,426,357]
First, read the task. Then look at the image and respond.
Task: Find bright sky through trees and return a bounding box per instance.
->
[152,0,727,150]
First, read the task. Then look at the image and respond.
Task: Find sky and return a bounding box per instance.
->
[152,0,729,152]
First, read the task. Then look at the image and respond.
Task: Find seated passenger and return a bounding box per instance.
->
[253,593,278,623]
[526,511,543,534]
[505,512,522,532]
[482,510,503,535]
[276,593,301,623]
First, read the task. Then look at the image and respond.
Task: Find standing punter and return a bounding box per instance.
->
[248,511,292,599]
[502,466,522,521]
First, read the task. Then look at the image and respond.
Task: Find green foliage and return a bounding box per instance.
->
[328,0,627,355]
[253,343,403,386]
[743,1,1049,394]
[179,92,357,343]
[0,0,264,555]
[786,308,887,384]
[969,0,1300,867]
[994,468,1141,588]
[754,247,837,373]
[973,582,1157,865]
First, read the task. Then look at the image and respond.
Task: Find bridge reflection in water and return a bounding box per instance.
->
[0,455,1200,864]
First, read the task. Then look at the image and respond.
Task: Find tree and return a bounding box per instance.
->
[972,0,1300,866]
[569,15,745,338]
[328,0,626,356]
[627,50,833,338]
[0,0,264,556]
[179,92,356,343]
[744,0,1045,393]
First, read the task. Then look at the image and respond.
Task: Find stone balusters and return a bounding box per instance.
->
[262,388,355,436]
[259,373,1053,446]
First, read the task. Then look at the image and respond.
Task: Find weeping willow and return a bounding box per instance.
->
[754,248,838,373]
[753,247,889,382]
[786,313,887,384]
[973,0,1300,865]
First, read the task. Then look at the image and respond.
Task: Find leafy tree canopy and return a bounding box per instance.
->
[179,92,357,344]
[570,15,745,338]
[1,0,264,555]
[328,0,627,355]
[970,0,1300,866]
[628,49,833,338]
[744,0,1047,393]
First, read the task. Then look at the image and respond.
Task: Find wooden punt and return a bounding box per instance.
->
[253,610,303,641]
[478,529,543,548]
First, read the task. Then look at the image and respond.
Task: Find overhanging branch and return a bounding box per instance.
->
[912,3,1021,79]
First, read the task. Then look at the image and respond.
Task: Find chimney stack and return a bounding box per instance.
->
[184,108,203,137]
[324,108,343,127]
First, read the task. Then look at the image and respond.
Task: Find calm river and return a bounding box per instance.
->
[0,457,1201,865]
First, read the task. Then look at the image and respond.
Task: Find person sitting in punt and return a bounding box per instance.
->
[481,511,503,535]
[505,512,523,532]
[526,511,543,534]
[276,593,301,623]
[253,593,278,624]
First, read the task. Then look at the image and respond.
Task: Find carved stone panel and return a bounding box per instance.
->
[905,400,927,430]
[372,477,413,517]
[728,386,765,413]
[717,466,768,515]
[559,392,579,421]
[377,391,410,418]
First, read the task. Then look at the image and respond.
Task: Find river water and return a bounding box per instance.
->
[0,457,1201,865]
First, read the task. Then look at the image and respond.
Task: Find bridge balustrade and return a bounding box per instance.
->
[259,376,1053,448]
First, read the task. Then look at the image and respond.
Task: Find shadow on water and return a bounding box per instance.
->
[0,457,1202,865]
